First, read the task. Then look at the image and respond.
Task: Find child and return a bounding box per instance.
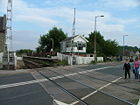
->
[123,59,131,79]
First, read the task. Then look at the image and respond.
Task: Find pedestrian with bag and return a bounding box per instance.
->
[123,59,131,79]
[134,57,140,79]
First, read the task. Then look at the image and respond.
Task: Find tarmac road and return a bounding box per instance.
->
[0,62,139,105]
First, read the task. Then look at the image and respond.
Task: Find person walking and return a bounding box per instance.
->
[129,56,134,62]
[123,59,131,79]
[139,68,140,82]
[129,56,135,75]
[134,57,140,79]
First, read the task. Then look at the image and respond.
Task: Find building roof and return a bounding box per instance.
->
[60,35,88,43]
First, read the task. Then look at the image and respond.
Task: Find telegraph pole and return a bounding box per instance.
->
[72,8,76,36]
[94,15,104,62]
[6,0,13,69]
[71,8,76,65]
[123,35,128,60]
[7,0,13,50]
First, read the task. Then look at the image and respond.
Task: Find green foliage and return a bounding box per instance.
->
[87,31,119,57]
[56,60,68,66]
[103,40,119,56]
[90,61,97,64]
[16,49,33,56]
[37,27,67,52]
[117,45,140,56]
[119,46,139,52]
[87,32,105,56]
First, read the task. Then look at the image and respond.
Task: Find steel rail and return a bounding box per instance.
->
[24,60,136,105]
[45,68,135,105]
[38,71,89,105]
[63,67,140,92]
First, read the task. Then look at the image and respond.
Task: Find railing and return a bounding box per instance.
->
[57,53,103,65]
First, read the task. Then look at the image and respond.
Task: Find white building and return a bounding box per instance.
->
[135,51,140,57]
[60,35,88,54]
[58,35,104,65]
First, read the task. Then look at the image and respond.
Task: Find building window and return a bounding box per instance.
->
[66,42,71,47]
[10,57,13,62]
[77,42,85,50]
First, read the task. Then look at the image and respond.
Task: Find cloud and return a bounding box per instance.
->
[0,0,7,13]
[113,18,138,25]
[102,0,140,9]
[71,10,127,35]
[124,34,140,47]
[45,0,82,7]
[45,0,140,10]
[15,15,57,25]
[12,0,138,34]
[12,0,135,47]
[13,30,40,50]
[1,0,139,50]
[9,0,60,29]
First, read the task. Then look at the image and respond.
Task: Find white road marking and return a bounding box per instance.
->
[54,99,69,105]
[0,79,48,89]
[70,77,122,105]
[78,66,114,74]
[138,99,140,105]
[65,73,78,77]
[98,77,122,90]
[50,75,64,80]
[0,66,114,89]
[31,71,70,105]
[31,71,50,95]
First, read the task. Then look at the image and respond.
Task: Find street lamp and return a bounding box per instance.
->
[94,15,104,62]
[123,35,128,60]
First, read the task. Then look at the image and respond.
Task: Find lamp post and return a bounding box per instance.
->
[94,15,104,62]
[123,35,128,60]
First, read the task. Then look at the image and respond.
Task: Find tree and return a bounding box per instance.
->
[103,40,119,56]
[87,32,106,56]
[117,46,140,56]
[87,31,119,57]
[37,27,67,52]
[16,49,33,56]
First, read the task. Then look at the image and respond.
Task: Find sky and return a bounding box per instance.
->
[0,0,140,50]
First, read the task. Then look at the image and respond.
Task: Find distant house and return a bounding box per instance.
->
[129,51,135,56]
[60,35,88,54]
[135,51,140,57]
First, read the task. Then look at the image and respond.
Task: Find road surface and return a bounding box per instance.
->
[0,62,139,105]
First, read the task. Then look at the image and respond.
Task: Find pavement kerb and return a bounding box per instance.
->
[0,69,32,75]
[0,61,122,74]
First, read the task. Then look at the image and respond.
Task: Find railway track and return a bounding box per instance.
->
[38,68,135,105]
[25,60,136,105]
[23,59,50,69]
[61,67,140,93]
[38,71,89,105]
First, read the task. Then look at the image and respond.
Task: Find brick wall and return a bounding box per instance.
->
[0,15,6,32]
[0,15,6,53]
[0,32,5,52]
